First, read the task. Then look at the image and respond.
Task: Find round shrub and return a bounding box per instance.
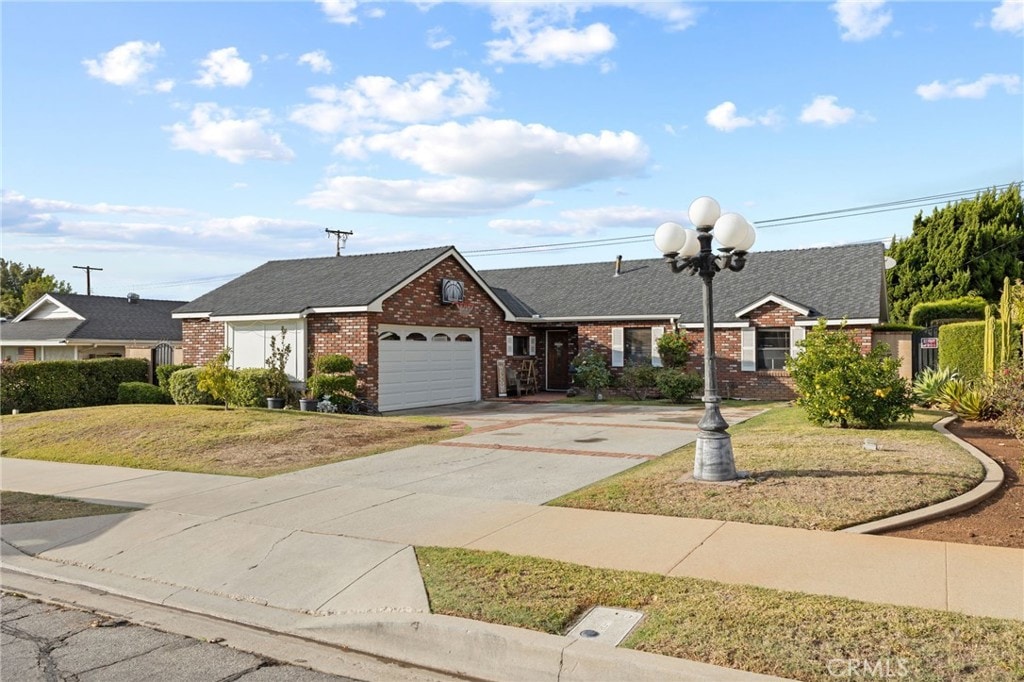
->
[117,382,173,405]
[618,363,660,400]
[306,372,356,401]
[168,367,217,406]
[570,350,612,400]
[655,368,703,403]
[231,368,276,408]
[313,354,354,374]
[656,330,692,368]
[156,364,193,390]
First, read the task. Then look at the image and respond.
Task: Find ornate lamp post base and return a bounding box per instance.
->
[693,398,740,481]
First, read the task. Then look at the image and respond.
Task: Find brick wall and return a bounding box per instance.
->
[181,318,225,365]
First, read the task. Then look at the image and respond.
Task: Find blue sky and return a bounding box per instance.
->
[2,1,1022,301]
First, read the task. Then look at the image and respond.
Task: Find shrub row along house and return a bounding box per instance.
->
[171,242,889,411]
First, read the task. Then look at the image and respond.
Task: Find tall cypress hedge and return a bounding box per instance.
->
[938,322,990,381]
[0,358,149,414]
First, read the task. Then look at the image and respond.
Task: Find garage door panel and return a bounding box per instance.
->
[377,325,479,411]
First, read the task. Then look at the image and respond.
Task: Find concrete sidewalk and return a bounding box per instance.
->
[2,402,1022,681]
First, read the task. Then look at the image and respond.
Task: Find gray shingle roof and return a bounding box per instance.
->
[2,294,185,342]
[481,242,887,323]
[175,247,453,316]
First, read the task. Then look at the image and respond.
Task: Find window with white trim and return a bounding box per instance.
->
[756,329,790,370]
[506,335,536,356]
[611,327,665,367]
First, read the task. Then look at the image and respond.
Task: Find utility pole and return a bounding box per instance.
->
[73,265,103,295]
[325,229,353,257]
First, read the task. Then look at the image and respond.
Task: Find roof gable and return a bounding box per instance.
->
[5,293,186,342]
[734,293,812,318]
[175,246,516,321]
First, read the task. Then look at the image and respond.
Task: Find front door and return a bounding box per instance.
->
[546,330,570,390]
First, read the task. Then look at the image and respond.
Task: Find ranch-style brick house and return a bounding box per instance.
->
[173,242,889,411]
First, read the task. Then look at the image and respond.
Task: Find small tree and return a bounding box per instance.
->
[197,348,236,410]
[571,350,612,400]
[786,320,913,429]
[265,327,293,399]
[656,330,691,368]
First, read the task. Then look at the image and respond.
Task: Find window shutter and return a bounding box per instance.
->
[528,336,536,356]
[611,327,624,367]
[790,326,806,357]
[651,326,665,367]
[506,335,514,356]
[741,328,756,371]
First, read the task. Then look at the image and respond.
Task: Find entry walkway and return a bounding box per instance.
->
[2,402,1022,681]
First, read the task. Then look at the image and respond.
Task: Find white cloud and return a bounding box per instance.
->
[336,118,649,190]
[83,40,162,86]
[203,215,320,236]
[290,69,494,134]
[559,205,679,229]
[317,0,359,24]
[916,73,1021,100]
[991,0,1024,35]
[487,22,617,66]
[300,176,535,216]
[365,6,385,19]
[799,95,857,126]
[298,50,333,74]
[154,79,175,93]
[427,27,454,50]
[193,47,252,88]
[625,2,699,31]
[230,182,248,190]
[705,102,781,132]
[487,219,551,235]
[166,103,295,164]
[830,0,892,41]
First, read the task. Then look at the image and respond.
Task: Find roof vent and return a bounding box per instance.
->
[614,255,623,277]
[127,292,140,304]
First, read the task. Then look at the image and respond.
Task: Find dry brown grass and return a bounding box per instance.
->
[0,405,466,477]
[1,491,132,524]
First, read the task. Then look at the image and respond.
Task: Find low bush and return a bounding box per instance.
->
[313,354,355,374]
[167,367,217,406]
[618,363,660,400]
[655,368,703,403]
[0,358,149,414]
[156,363,193,389]
[990,365,1024,443]
[655,330,691,368]
[117,382,173,405]
[231,368,276,408]
[570,350,612,400]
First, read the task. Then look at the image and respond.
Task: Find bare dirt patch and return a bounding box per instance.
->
[0,491,132,524]
[879,420,1023,548]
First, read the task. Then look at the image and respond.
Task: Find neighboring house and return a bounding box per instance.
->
[174,242,889,411]
[1,293,186,373]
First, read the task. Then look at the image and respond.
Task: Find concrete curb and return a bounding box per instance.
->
[841,416,1005,535]
[1,553,788,682]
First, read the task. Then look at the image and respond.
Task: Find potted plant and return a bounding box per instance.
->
[265,328,292,409]
[299,388,319,412]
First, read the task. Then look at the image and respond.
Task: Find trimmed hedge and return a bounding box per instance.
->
[908,296,987,328]
[231,368,276,408]
[313,354,355,374]
[0,358,149,414]
[871,323,924,332]
[118,382,173,404]
[167,367,218,405]
[156,363,193,389]
[938,322,988,381]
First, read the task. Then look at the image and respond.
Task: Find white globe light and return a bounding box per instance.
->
[680,227,700,257]
[688,196,721,228]
[733,219,756,252]
[654,221,687,255]
[713,212,750,250]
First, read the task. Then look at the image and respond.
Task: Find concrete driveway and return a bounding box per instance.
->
[281,401,766,504]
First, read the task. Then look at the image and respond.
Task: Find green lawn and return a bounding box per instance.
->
[551,406,983,530]
[0,404,464,477]
[417,547,1024,682]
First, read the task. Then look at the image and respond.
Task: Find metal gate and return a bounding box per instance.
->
[912,326,938,376]
[152,343,175,384]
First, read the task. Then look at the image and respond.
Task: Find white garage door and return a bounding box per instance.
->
[378,325,480,411]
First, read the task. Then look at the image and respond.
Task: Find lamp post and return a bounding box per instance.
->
[654,196,756,482]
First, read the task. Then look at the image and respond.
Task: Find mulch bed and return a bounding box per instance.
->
[878,420,1023,548]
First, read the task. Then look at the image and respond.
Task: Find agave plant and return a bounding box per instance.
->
[936,377,997,421]
[913,367,958,407]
